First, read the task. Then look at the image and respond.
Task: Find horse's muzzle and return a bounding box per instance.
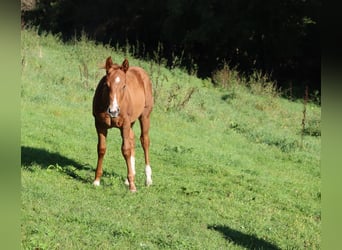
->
[107,107,120,118]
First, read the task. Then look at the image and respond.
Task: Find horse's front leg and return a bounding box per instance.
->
[121,124,136,192]
[93,126,107,186]
[124,127,136,186]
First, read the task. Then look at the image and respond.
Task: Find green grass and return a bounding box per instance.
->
[21,28,321,249]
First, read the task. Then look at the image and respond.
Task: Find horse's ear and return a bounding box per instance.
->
[121,59,129,73]
[105,56,113,73]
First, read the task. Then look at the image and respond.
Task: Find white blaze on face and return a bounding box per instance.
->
[108,92,120,117]
[113,94,119,111]
[108,76,121,117]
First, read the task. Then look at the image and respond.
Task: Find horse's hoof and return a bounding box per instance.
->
[145,178,152,187]
[129,183,137,192]
[124,178,129,186]
[93,180,100,186]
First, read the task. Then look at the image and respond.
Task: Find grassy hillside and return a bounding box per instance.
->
[21,28,321,249]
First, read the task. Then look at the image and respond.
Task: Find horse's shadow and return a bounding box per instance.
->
[208,225,280,250]
[21,146,120,184]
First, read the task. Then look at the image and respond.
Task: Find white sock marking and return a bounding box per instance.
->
[131,156,136,175]
[93,180,100,186]
[124,156,136,186]
[145,165,152,186]
[124,178,129,186]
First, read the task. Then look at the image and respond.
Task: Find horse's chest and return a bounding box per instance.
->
[95,113,124,128]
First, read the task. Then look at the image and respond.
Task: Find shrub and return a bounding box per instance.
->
[212,62,241,89]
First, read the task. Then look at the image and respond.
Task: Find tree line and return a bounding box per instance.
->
[22,0,321,98]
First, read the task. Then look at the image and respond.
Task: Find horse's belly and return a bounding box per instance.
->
[130,93,146,121]
[131,106,145,122]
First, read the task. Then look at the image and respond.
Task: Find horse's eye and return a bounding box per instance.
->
[122,85,127,90]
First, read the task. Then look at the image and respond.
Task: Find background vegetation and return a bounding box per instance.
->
[21,0,321,99]
[21,27,320,249]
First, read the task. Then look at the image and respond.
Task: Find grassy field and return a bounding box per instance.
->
[21,28,321,249]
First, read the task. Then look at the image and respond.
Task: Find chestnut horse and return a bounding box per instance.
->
[92,57,153,192]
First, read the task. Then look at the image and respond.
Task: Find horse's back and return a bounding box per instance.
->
[128,67,153,110]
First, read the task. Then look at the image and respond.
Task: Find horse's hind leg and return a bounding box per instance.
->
[139,115,152,186]
[93,127,107,186]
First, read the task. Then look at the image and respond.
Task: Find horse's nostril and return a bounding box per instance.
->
[107,107,120,118]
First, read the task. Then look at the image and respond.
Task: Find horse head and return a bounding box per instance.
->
[105,57,129,118]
